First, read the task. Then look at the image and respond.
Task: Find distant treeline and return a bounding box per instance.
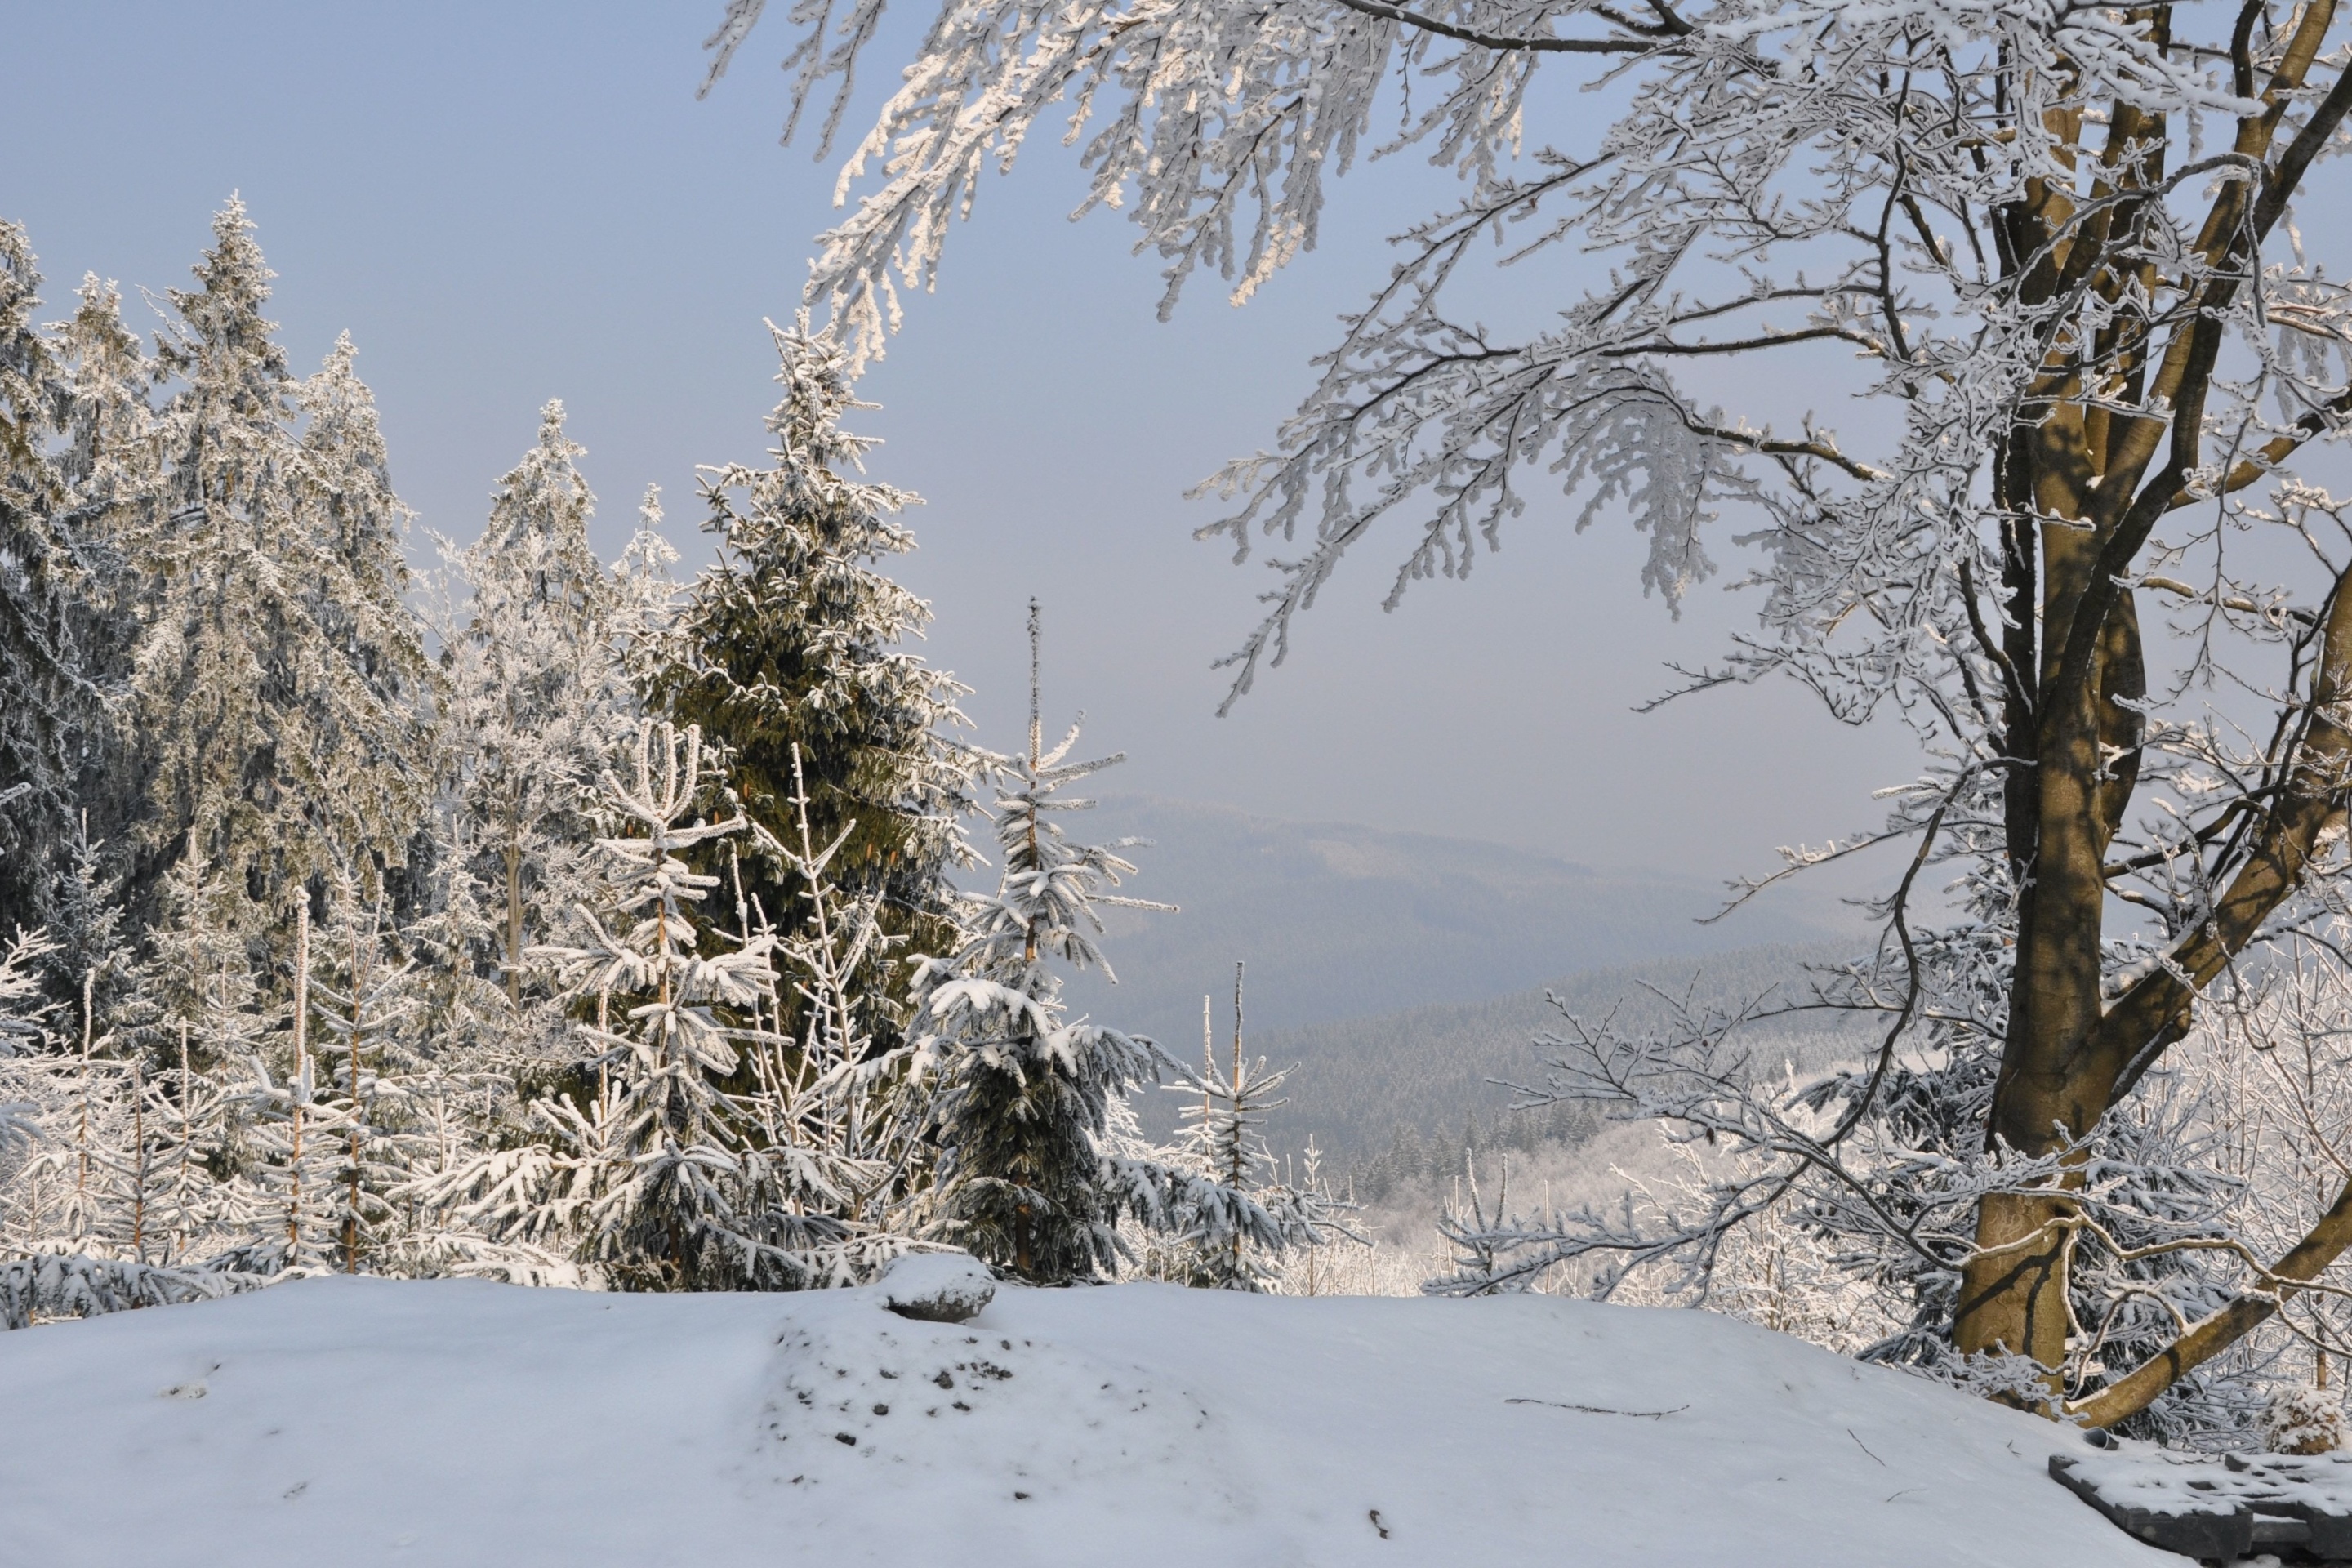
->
[1221,942,1873,1168]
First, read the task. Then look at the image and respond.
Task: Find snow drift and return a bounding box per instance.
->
[0,1276,2167,1565]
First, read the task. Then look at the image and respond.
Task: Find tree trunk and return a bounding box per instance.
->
[503,835,524,1008]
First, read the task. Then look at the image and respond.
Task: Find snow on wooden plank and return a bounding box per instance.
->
[2051,1450,2352,1561]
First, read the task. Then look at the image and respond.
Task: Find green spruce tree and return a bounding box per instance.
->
[909,604,1174,1283]
[661,316,970,1063]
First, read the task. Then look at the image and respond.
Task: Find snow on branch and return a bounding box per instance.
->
[0,1253,270,1331]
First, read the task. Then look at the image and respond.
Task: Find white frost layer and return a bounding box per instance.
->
[0,1276,2168,1566]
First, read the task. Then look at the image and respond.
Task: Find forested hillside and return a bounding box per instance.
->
[1238,943,1869,1169]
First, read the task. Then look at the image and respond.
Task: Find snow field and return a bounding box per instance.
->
[0,1276,2170,1565]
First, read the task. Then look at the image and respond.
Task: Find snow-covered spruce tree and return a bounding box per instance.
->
[733,739,934,1277]
[0,220,54,561]
[91,853,271,1263]
[0,225,124,938]
[659,315,971,1067]
[295,332,431,867]
[43,275,161,944]
[239,901,349,1271]
[47,816,131,1044]
[308,866,424,1272]
[0,920,269,1325]
[432,401,644,1035]
[38,826,150,1258]
[430,719,873,1289]
[402,452,679,1279]
[907,604,1174,1284]
[47,271,157,566]
[120,290,440,1245]
[1152,970,1354,1290]
[131,199,430,947]
[0,1071,256,1324]
[392,805,596,1284]
[1280,1137,1360,1295]
[118,854,253,1084]
[0,221,69,931]
[223,877,427,1278]
[0,926,71,1251]
[710,0,2352,1424]
[470,400,607,608]
[1430,1151,1530,1298]
[402,810,514,1078]
[139,1008,258,1268]
[0,840,179,1276]
[616,484,684,693]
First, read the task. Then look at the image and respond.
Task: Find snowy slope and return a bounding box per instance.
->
[0,1276,2164,1566]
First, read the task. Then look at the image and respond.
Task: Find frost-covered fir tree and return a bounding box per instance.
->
[0,225,121,936]
[0,222,51,526]
[0,224,67,912]
[1156,968,1351,1291]
[294,332,429,853]
[402,811,513,1073]
[616,484,684,693]
[434,402,640,1017]
[308,867,423,1272]
[908,603,1173,1284]
[743,740,935,1275]
[239,902,350,1271]
[29,822,151,1256]
[131,199,430,942]
[472,399,607,607]
[661,316,970,1065]
[0,915,233,1291]
[0,926,69,1250]
[44,274,159,936]
[397,479,677,1286]
[102,856,276,1269]
[47,273,155,552]
[118,855,255,1080]
[430,719,855,1289]
[140,1010,255,1268]
[46,816,130,1038]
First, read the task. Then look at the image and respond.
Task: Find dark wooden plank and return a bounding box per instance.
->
[2049,1454,2253,1561]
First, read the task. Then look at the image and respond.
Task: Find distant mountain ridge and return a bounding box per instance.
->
[1027,796,1866,1152]
[1054,794,1855,1058]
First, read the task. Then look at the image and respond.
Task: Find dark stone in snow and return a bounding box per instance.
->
[880,1254,996,1324]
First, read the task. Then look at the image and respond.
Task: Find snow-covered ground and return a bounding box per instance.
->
[1,1276,2165,1566]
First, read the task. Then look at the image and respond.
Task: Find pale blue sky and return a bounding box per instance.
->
[8,0,1910,894]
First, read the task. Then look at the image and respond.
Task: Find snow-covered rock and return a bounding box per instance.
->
[0,1276,2170,1566]
[879,1252,996,1323]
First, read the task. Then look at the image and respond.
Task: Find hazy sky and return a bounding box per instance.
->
[9,1,1916,896]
